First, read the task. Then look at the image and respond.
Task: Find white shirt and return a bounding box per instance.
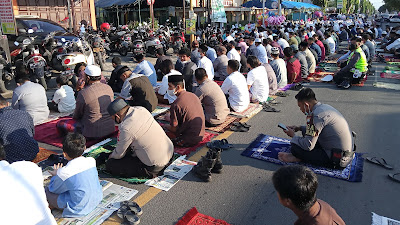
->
[386,38,400,51]
[225,35,234,43]
[220,71,250,112]
[197,56,214,80]
[158,69,182,104]
[326,37,336,54]
[120,73,142,99]
[256,44,268,64]
[227,48,241,63]
[265,44,272,60]
[0,160,57,225]
[247,66,270,102]
[277,38,290,50]
[53,85,76,113]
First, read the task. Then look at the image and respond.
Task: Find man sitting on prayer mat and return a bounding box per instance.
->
[0,145,57,225]
[117,66,157,112]
[105,99,173,178]
[164,74,205,147]
[246,56,270,103]
[278,88,355,168]
[194,68,229,127]
[58,65,115,138]
[157,59,182,104]
[221,60,250,112]
[45,133,102,218]
[272,165,345,225]
[0,96,39,163]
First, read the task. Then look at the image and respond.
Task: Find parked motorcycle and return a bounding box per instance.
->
[104,29,130,56]
[144,36,163,57]
[131,31,145,57]
[0,48,14,93]
[85,33,107,70]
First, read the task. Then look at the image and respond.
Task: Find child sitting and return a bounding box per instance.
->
[48,76,76,113]
[45,133,102,217]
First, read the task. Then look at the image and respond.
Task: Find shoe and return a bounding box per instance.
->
[193,151,216,182]
[210,149,223,174]
[338,80,350,89]
[340,151,355,168]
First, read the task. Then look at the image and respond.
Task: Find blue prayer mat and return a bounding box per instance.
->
[241,134,364,182]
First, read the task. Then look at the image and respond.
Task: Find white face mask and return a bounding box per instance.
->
[167,88,176,96]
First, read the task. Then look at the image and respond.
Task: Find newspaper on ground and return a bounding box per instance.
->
[145,155,197,191]
[372,212,400,225]
[51,180,138,225]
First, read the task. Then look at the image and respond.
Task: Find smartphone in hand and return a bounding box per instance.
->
[278,123,289,131]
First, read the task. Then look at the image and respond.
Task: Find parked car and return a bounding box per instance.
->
[390,15,400,23]
[7,16,75,52]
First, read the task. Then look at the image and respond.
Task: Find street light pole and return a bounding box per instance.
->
[183,0,186,30]
[278,0,281,16]
[262,0,266,28]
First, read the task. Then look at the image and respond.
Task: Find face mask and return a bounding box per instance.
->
[114,116,121,124]
[167,88,176,96]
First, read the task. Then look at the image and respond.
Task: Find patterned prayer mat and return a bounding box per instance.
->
[384,66,400,71]
[316,67,339,72]
[205,116,241,133]
[34,117,118,148]
[308,72,335,82]
[241,134,364,182]
[229,103,263,118]
[174,132,218,155]
[381,73,400,79]
[151,104,170,117]
[318,62,337,67]
[385,58,400,62]
[32,147,57,163]
[387,61,400,65]
[177,207,231,225]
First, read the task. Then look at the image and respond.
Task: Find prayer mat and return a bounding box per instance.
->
[177,207,231,225]
[151,104,170,117]
[35,111,73,126]
[241,134,364,182]
[34,117,118,149]
[32,147,57,163]
[174,132,218,155]
[318,62,337,67]
[384,66,400,71]
[229,103,263,118]
[205,116,241,133]
[382,70,400,74]
[385,58,400,62]
[381,73,400,80]
[308,72,335,82]
[373,82,400,91]
[387,61,400,65]
[316,67,339,72]
[278,83,296,91]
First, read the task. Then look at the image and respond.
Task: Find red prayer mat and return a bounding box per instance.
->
[174,132,218,155]
[32,147,57,163]
[34,117,118,148]
[205,116,241,133]
[380,73,400,80]
[176,207,230,225]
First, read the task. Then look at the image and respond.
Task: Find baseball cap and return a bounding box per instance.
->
[84,65,102,77]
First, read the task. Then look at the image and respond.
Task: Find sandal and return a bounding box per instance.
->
[263,105,280,113]
[232,122,251,128]
[276,92,290,97]
[388,173,400,183]
[117,209,140,225]
[207,139,233,150]
[366,157,393,170]
[230,124,249,132]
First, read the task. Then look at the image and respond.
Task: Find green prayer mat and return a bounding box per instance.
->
[318,63,337,67]
[384,66,400,71]
[387,61,400,65]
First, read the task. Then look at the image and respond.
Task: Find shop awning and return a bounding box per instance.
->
[241,0,277,9]
[95,0,139,8]
[281,1,321,9]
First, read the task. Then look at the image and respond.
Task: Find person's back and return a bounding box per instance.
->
[195,79,229,125]
[295,51,309,79]
[364,40,375,59]
[133,60,157,87]
[270,58,288,88]
[256,44,268,63]
[129,75,158,112]
[171,91,205,146]
[198,56,214,80]
[53,85,76,113]
[0,106,39,163]
[247,65,269,102]
[304,49,316,74]
[0,160,57,225]
[286,57,302,84]
[74,82,115,138]
[109,64,124,92]
[262,63,278,95]
[12,80,49,125]
[221,71,250,112]
[315,40,325,61]
[213,54,229,80]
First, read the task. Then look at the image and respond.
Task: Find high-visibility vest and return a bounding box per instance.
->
[347,47,368,72]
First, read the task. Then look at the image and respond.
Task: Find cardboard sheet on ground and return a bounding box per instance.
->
[51,180,138,225]
[145,155,196,191]
[241,134,364,182]
[372,212,400,225]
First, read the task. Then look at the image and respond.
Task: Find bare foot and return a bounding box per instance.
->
[278,152,302,163]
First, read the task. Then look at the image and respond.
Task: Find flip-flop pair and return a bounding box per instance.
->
[230,122,251,132]
[117,201,142,225]
[262,104,280,113]
[276,92,290,97]
[366,157,400,184]
[206,139,233,150]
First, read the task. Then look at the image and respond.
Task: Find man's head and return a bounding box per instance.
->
[62,133,86,159]
[31,24,38,31]
[283,47,294,59]
[112,56,121,68]
[198,45,208,57]
[160,59,174,75]
[295,88,317,115]
[118,66,132,81]
[299,41,309,51]
[271,47,280,59]
[255,38,262,46]
[0,143,5,160]
[273,165,318,211]
[155,48,165,58]
[56,75,69,88]
[227,59,240,75]
[307,37,315,45]
[134,54,145,63]
[107,98,129,124]
[246,55,261,69]
[192,41,199,49]
[178,48,191,62]
[291,44,299,53]
[216,46,227,56]
[195,68,208,84]
[362,34,370,42]
[245,37,255,46]
[0,95,9,109]
[84,65,102,84]
[168,74,185,95]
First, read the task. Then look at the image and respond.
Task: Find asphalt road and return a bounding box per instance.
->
[4,44,400,224]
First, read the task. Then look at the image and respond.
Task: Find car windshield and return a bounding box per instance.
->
[21,19,66,34]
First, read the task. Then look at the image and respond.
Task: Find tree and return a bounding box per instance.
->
[384,0,400,11]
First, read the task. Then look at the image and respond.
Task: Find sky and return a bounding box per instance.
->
[369,0,384,9]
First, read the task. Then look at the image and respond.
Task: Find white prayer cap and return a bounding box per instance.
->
[84,65,102,77]
[255,38,262,43]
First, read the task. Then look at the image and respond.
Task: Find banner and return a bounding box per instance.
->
[211,0,227,23]
[0,0,16,35]
[185,18,196,35]
[337,0,343,9]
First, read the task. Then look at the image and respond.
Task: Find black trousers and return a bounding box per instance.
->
[48,101,59,112]
[290,143,332,167]
[106,154,166,178]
